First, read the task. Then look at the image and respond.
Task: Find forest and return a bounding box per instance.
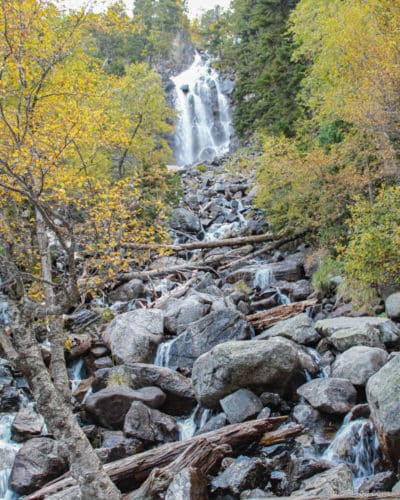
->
[0,0,400,499]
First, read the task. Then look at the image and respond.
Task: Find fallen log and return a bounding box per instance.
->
[129,440,232,499]
[247,299,318,330]
[122,232,274,251]
[26,416,297,499]
[276,494,400,500]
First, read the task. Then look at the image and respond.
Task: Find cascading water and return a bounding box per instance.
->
[253,267,291,305]
[0,414,21,500]
[171,52,232,166]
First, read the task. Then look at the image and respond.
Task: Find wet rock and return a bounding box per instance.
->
[11,408,45,442]
[195,413,227,435]
[104,309,164,364]
[367,355,400,464]
[9,437,68,495]
[169,208,201,234]
[108,279,145,303]
[257,407,272,419]
[165,467,208,500]
[291,456,332,484]
[331,346,388,386]
[0,385,20,411]
[85,386,166,429]
[123,401,179,444]
[393,480,400,493]
[192,337,311,408]
[292,463,354,496]
[292,403,325,429]
[358,471,397,493]
[260,392,282,409]
[211,456,268,496]
[315,316,400,347]
[227,260,304,288]
[385,292,400,321]
[329,325,385,352]
[297,378,357,415]
[127,363,196,415]
[256,313,320,345]
[96,430,143,463]
[161,296,210,335]
[66,333,92,360]
[240,488,269,498]
[63,308,99,332]
[0,361,13,385]
[220,389,263,424]
[167,309,248,369]
[348,403,370,420]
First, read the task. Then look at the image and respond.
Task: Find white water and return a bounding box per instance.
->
[253,267,291,305]
[176,406,212,441]
[323,417,379,490]
[154,339,174,368]
[67,358,85,393]
[0,414,21,500]
[171,52,232,166]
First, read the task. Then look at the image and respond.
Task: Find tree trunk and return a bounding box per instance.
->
[246,299,318,330]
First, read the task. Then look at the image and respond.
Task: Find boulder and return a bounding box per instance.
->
[123,401,179,444]
[127,363,196,415]
[220,389,263,424]
[167,309,248,369]
[108,279,145,303]
[160,296,210,335]
[297,378,357,415]
[257,313,320,345]
[0,385,20,412]
[366,355,400,464]
[104,309,164,364]
[195,413,227,435]
[315,316,400,347]
[210,456,267,496]
[331,346,388,386]
[292,463,353,496]
[226,261,304,288]
[169,208,201,234]
[11,408,45,442]
[85,386,166,429]
[358,471,397,493]
[9,438,68,495]
[165,467,208,500]
[329,325,384,352]
[192,337,314,408]
[96,430,143,463]
[385,292,400,321]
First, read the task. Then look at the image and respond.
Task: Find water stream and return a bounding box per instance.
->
[0,414,21,500]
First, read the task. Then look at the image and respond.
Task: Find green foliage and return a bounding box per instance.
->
[312,256,343,296]
[341,185,400,292]
[195,164,207,173]
[234,280,250,296]
[107,367,131,388]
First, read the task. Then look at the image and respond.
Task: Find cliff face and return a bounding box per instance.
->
[153,30,195,83]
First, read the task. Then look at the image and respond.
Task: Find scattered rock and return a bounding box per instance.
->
[331,346,388,386]
[195,413,227,435]
[329,325,385,352]
[11,408,44,442]
[292,463,354,496]
[257,313,320,345]
[169,208,202,234]
[9,438,68,495]
[165,467,208,500]
[123,401,179,444]
[161,296,210,335]
[385,292,400,321]
[297,378,357,415]
[260,392,282,409]
[211,456,268,496]
[358,471,397,493]
[0,385,20,412]
[108,279,145,303]
[257,407,271,419]
[220,389,263,424]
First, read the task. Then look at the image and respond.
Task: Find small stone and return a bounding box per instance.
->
[211,456,267,495]
[11,408,45,442]
[257,407,271,419]
[220,389,263,424]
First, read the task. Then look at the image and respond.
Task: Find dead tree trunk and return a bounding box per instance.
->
[26,418,304,499]
[247,299,318,330]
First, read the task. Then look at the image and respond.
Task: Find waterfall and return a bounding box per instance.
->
[171,52,232,166]
[0,414,21,500]
[154,339,174,368]
[176,405,212,441]
[254,267,291,304]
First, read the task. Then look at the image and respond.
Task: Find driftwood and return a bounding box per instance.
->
[122,232,274,251]
[276,494,400,500]
[129,440,232,499]
[247,299,318,330]
[26,416,299,498]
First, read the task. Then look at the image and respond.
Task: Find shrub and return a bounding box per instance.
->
[312,255,343,296]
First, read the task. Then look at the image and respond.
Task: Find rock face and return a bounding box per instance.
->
[297,378,357,415]
[220,389,263,424]
[315,316,400,347]
[385,292,400,321]
[11,408,45,442]
[367,355,400,464]
[104,309,164,364]
[257,313,320,345]
[167,309,248,369]
[123,401,179,444]
[161,295,210,335]
[168,208,201,234]
[9,438,68,495]
[331,346,388,386]
[127,363,196,415]
[192,337,311,408]
[292,463,354,496]
[85,386,166,429]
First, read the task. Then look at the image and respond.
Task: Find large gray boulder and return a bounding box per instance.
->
[331,346,388,386]
[85,386,166,429]
[385,292,400,321]
[297,378,357,415]
[123,401,179,444]
[104,309,164,364]
[9,438,68,495]
[127,363,196,415]
[257,313,320,345]
[329,325,384,352]
[169,208,201,234]
[220,389,263,424]
[167,309,248,369]
[160,296,210,335]
[292,463,353,497]
[315,316,400,347]
[192,337,315,408]
[367,355,400,464]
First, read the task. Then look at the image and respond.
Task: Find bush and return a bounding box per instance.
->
[312,255,343,296]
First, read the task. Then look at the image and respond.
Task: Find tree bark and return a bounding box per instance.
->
[26,418,303,499]
[246,299,318,330]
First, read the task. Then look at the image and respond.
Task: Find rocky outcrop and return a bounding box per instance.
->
[367,355,400,464]
[331,346,388,386]
[192,337,315,408]
[167,309,248,369]
[9,438,68,495]
[297,378,357,415]
[104,309,164,364]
